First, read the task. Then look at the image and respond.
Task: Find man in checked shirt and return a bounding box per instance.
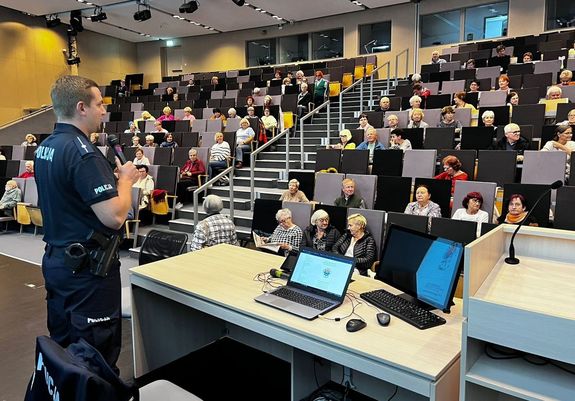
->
[189,195,239,251]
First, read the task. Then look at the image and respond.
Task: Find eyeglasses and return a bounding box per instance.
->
[278,217,291,224]
[317,217,329,223]
[509,131,521,136]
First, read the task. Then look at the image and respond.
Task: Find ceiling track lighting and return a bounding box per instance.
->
[179,1,199,14]
[232,0,245,6]
[46,14,61,28]
[134,1,152,21]
[90,7,107,22]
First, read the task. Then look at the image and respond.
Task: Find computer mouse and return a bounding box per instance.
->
[346,319,367,332]
[376,312,391,326]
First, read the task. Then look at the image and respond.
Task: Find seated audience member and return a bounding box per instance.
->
[490,123,530,159]
[164,86,175,98]
[187,78,195,87]
[541,124,575,179]
[279,179,309,203]
[0,180,21,217]
[522,52,533,63]
[375,96,391,113]
[468,80,480,93]
[411,73,423,85]
[453,91,477,113]
[452,191,489,223]
[235,118,255,169]
[89,132,100,145]
[434,155,468,194]
[261,107,277,139]
[208,132,231,182]
[357,113,374,138]
[153,120,168,134]
[263,208,303,256]
[498,194,537,226]
[160,132,178,148]
[117,79,128,97]
[328,129,356,150]
[431,50,446,64]
[357,127,385,164]
[210,108,227,124]
[489,44,510,73]
[297,82,312,117]
[559,69,574,86]
[389,129,412,151]
[408,95,422,111]
[556,108,575,126]
[302,209,341,252]
[133,165,154,211]
[131,135,142,148]
[507,91,519,106]
[135,110,155,124]
[386,114,399,131]
[272,69,283,81]
[281,77,292,95]
[18,160,34,178]
[404,184,442,217]
[133,148,150,166]
[313,70,328,108]
[245,95,255,108]
[227,108,240,120]
[157,106,175,122]
[252,87,261,97]
[497,74,511,93]
[333,213,376,276]
[144,134,158,147]
[465,58,475,69]
[177,148,206,202]
[570,41,575,59]
[412,83,430,98]
[295,70,306,85]
[437,106,463,132]
[124,121,140,134]
[189,195,239,251]
[22,134,37,147]
[210,76,219,86]
[245,106,258,120]
[334,178,366,208]
[407,108,429,128]
[482,110,497,128]
[182,107,196,124]
[263,95,273,107]
[543,85,565,100]
[0,149,6,160]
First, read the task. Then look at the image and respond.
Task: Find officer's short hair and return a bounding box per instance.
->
[203,194,224,214]
[51,75,99,120]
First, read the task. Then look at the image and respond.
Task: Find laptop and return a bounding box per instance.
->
[255,247,355,320]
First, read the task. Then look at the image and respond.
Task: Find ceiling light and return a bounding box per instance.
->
[90,7,107,22]
[232,0,245,5]
[179,1,199,13]
[70,10,84,32]
[134,9,151,21]
[46,15,61,28]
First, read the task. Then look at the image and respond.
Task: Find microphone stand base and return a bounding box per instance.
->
[504,257,520,265]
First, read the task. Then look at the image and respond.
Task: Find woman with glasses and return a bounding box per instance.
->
[542,124,575,179]
[263,208,303,256]
[452,191,489,223]
[302,209,341,252]
[328,129,356,150]
[490,123,530,160]
[434,155,468,194]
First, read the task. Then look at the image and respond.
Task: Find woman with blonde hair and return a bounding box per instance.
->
[157,106,174,122]
[407,108,429,128]
[22,134,37,147]
[328,129,356,150]
[333,213,376,276]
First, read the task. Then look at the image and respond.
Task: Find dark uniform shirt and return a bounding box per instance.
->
[35,123,119,246]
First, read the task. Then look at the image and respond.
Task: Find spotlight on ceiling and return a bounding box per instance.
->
[90,7,107,22]
[232,0,245,6]
[70,10,84,32]
[46,14,61,28]
[133,9,152,21]
[179,1,199,13]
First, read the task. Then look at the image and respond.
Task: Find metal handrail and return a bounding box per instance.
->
[250,127,290,210]
[394,48,410,86]
[338,77,366,130]
[0,105,53,131]
[193,165,235,227]
[300,100,330,169]
[367,61,391,109]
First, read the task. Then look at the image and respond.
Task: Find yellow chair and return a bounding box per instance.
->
[283,111,294,129]
[354,65,365,80]
[365,63,375,76]
[26,206,43,236]
[342,73,353,88]
[329,82,341,97]
[16,203,31,233]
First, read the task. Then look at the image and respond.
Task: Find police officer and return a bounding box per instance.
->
[35,76,138,370]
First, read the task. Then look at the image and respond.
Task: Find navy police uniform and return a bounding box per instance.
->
[35,123,122,369]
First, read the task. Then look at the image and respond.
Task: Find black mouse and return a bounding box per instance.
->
[376,312,391,326]
[346,319,367,332]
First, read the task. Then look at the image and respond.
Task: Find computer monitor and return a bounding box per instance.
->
[375,224,464,312]
[125,73,144,86]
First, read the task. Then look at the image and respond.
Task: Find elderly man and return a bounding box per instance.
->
[18,160,35,178]
[431,50,446,64]
[356,127,385,164]
[490,123,530,160]
[189,195,238,251]
[334,178,366,208]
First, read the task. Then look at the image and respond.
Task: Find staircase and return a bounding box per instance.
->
[136,77,400,246]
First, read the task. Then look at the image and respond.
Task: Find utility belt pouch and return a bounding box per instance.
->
[64,243,90,273]
[87,231,121,277]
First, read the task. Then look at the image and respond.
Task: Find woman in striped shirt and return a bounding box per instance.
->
[208,132,231,182]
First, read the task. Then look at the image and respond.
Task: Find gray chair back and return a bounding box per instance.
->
[348,208,385,258]
[441,80,466,95]
[313,173,345,205]
[282,201,313,231]
[478,91,506,107]
[521,151,567,185]
[402,149,437,178]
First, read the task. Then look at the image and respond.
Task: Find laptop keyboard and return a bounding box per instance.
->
[273,287,332,310]
[360,288,446,330]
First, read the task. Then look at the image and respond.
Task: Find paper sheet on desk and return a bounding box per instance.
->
[253,232,281,253]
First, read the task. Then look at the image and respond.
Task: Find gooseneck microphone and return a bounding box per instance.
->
[269,268,290,280]
[505,180,563,265]
[106,134,127,164]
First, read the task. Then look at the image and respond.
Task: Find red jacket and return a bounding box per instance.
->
[181,159,206,178]
[434,171,468,194]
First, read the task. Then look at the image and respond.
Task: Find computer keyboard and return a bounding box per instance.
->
[273,287,332,310]
[360,288,446,330]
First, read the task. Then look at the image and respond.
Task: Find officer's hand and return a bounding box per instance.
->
[115,159,139,184]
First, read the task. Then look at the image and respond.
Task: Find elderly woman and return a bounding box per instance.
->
[408,95,422,111]
[210,76,219,86]
[454,91,477,113]
[182,106,196,124]
[18,160,34,178]
[434,155,468,194]
[89,132,100,145]
[297,82,312,117]
[133,148,150,166]
[302,209,341,252]
[328,129,356,150]
[333,213,377,276]
[124,121,140,134]
[279,179,309,203]
[481,110,496,128]
[263,95,273,108]
[190,195,238,251]
[357,127,385,164]
[157,106,174,122]
[160,132,178,148]
[135,110,155,124]
[209,108,227,124]
[375,96,391,113]
[452,191,489,223]
[261,107,277,139]
[357,113,374,138]
[404,184,442,217]
[498,194,537,226]
[22,134,37,147]
[235,118,255,169]
[144,134,158,147]
[131,135,142,148]
[208,132,231,182]
[544,85,564,100]
[437,106,462,132]
[557,108,575,126]
[407,108,429,128]
[177,148,206,202]
[0,180,21,217]
[153,120,168,134]
[133,165,154,211]
[227,108,240,120]
[389,129,412,151]
[313,70,328,107]
[559,69,574,86]
[497,74,511,93]
[264,208,303,256]
[542,124,575,178]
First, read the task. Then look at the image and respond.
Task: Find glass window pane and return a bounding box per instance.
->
[311,29,343,60]
[464,2,509,41]
[359,21,392,55]
[246,39,276,67]
[278,34,309,64]
[546,0,575,30]
[420,10,461,47]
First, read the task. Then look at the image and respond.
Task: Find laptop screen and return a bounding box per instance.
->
[289,248,354,298]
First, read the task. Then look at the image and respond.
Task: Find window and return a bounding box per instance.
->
[246,39,276,67]
[465,2,509,41]
[359,21,392,55]
[278,34,309,64]
[311,29,343,60]
[546,0,575,30]
[420,10,460,47]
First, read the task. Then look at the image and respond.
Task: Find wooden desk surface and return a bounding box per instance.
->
[131,244,463,381]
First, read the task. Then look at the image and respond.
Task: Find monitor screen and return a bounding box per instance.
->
[375,224,463,311]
